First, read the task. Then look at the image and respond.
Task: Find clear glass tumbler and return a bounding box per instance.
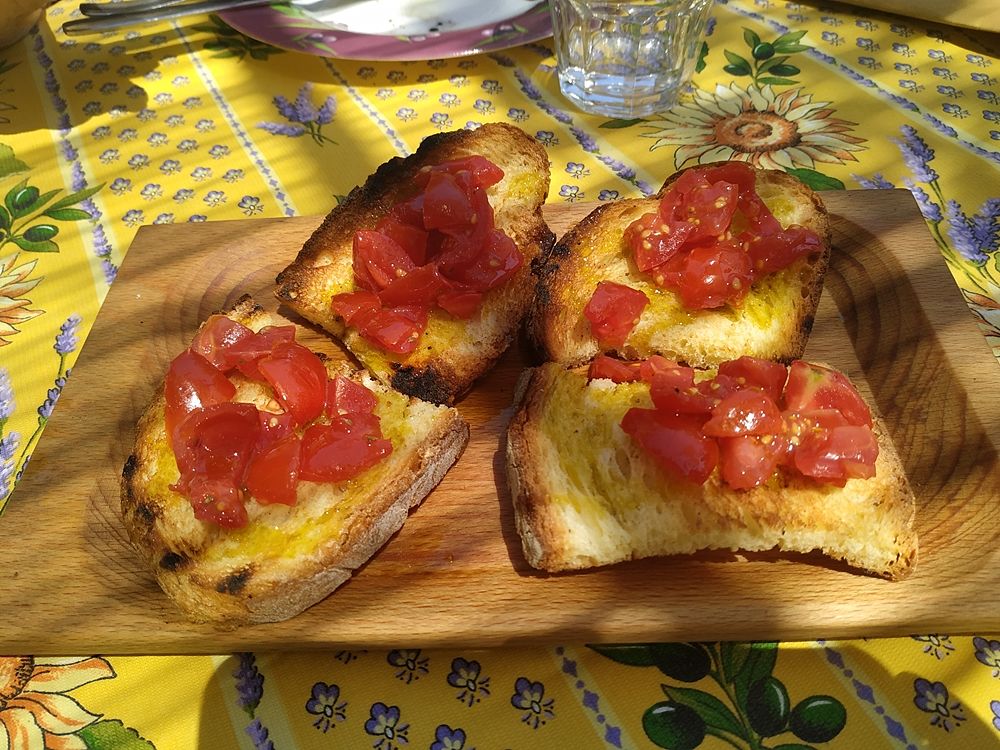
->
[549,0,713,118]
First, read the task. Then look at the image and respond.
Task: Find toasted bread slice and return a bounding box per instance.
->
[506,362,917,580]
[121,296,469,623]
[530,165,832,368]
[276,123,554,405]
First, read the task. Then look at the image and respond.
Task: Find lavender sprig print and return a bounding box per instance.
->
[258,83,337,146]
[891,124,939,183]
[0,367,20,509]
[233,653,276,750]
[234,652,265,716]
[860,125,1000,295]
[12,314,81,498]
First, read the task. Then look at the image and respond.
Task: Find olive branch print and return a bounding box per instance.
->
[592,642,847,749]
[724,29,810,88]
[0,143,103,346]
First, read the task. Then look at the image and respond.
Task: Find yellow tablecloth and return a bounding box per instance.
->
[1,2,998,748]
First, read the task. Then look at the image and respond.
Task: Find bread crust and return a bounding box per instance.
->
[506,363,918,581]
[276,123,555,404]
[121,296,470,623]
[529,164,832,368]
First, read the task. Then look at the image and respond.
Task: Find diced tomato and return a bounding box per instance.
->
[257,341,328,426]
[325,375,377,417]
[331,290,381,326]
[256,409,295,450]
[171,401,260,499]
[671,241,754,309]
[185,477,248,529]
[446,228,522,291]
[784,360,872,426]
[625,211,694,273]
[747,224,822,274]
[227,325,297,381]
[376,215,429,265]
[670,174,739,245]
[588,355,643,383]
[388,193,425,226]
[377,263,449,308]
[352,230,417,291]
[189,315,254,371]
[648,366,715,415]
[437,289,483,319]
[638,355,684,383]
[439,155,505,189]
[414,156,505,191]
[422,171,475,232]
[298,415,393,482]
[583,281,649,349]
[620,407,718,484]
[718,356,788,403]
[792,417,879,485]
[164,350,236,438]
[355,305,428,355]
[702,389,784,437]
[718,434,788,490]
[245,433,301,506]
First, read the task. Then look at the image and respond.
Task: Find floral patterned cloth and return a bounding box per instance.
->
[0,2,998,748]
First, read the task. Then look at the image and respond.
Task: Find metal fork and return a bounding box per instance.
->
[62,0,279,35]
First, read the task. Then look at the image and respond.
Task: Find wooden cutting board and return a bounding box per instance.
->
[2,190,998,655]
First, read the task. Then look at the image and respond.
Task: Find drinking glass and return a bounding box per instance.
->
[549,0,713,118]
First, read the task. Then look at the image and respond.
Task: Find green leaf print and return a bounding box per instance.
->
[588,643,658,666]
[0,143,28,177]
[662,684,748,740]
[79,719,156,750]
[599,118,646,129]
[785,168,846,191]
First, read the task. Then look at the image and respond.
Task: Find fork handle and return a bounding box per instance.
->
[79,0,200,18]
[63,0,273,34]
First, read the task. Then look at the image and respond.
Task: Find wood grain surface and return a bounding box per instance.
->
[1,189,998,655]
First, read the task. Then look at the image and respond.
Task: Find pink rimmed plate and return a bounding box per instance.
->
[218,0,552,61]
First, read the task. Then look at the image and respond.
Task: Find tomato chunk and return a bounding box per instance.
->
[376,215,429,265]
[245,433,301,506]
[355,305,428,355]
[331,290,380,326]
[702,389,784,437]
[620,408,718,485]
[718,434,788,490]
[353,230,417,291]
[718,356,788,403]
[649,366,715,415]
[784,360,872,426]
[257,341,328,426]
[670,241,754,310]
[325,375,377,417]
[172,401,260,481]
[792,416,879,485]
[377,263,449,308]
[299,415,393,482]
[588,355,643,383]
[422,171,475,232]
[583,281,649,349]
[189,315,254,370]
[437,289,483,319]
[164,350,236,438]
[625,212,693,273]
